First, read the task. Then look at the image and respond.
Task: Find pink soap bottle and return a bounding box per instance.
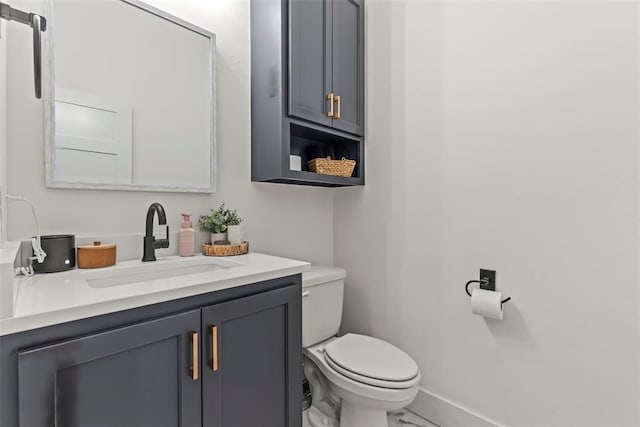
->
[179,213,195,257]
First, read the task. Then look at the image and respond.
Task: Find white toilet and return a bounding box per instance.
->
[302,266,421,427]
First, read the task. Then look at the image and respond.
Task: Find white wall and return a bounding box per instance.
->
[6,0,334,265]
[335,1,640,426]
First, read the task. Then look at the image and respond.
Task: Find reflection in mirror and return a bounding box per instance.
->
[45,0,216,192]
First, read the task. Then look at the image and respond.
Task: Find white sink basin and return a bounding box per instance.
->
[85,257,241,288]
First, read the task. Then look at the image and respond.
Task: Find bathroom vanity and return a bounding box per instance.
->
[0,253,308,427]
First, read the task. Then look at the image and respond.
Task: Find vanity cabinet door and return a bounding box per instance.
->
[17,310,202,427]
[202,284,302,427]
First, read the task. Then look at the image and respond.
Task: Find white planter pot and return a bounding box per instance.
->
[227,225,244,245]
[210,232,228,244]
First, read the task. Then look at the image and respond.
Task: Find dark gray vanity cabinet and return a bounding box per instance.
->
[17,310,202,427]
[289,0,364,136]
[251,0,365,187]
[0,276,302,427]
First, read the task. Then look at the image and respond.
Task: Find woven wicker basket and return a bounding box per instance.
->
[308,157,356,177]
[203,241,249,257]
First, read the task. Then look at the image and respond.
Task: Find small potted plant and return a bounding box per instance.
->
[198,203,244,245]
[198,203,229,244]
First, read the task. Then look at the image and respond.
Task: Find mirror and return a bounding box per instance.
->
[44,0,216,193]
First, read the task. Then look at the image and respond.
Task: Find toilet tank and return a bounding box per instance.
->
[302,266,346,348]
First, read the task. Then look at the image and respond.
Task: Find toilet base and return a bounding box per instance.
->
[340,401,388,427]
[307,405,339,427]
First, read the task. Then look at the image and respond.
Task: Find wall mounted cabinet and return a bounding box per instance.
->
[1,277,302,427]
[251,0,365,187]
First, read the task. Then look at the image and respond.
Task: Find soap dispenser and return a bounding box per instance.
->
[179,213,195,257]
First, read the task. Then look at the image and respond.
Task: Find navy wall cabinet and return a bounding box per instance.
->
[251,0,365,187]
[0,277,302,427]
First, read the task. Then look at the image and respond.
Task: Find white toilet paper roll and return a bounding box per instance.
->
[471,288,504,320]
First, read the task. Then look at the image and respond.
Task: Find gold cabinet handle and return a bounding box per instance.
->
[335,95,341,119]
[327,93,334,117]
[190,331,199,380]
[210,325,218,372]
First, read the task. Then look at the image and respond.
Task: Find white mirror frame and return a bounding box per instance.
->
[43,0,216,193]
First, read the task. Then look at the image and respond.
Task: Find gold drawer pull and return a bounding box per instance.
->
[211,325,219,372]
[335,95,341,119]
[327,93,334,117]
[190,331,199,380]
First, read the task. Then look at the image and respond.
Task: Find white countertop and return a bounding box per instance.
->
[1,252,309,336]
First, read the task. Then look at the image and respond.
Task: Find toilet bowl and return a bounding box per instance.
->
[302,267,421,427]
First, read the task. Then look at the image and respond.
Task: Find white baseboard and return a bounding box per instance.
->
[407,387,503,427]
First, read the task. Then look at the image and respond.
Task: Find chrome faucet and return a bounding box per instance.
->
[142,202,169,262]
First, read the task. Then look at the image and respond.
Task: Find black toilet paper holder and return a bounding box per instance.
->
[465,269,511,305]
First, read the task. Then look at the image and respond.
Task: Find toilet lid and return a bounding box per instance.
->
[323,334,419,383]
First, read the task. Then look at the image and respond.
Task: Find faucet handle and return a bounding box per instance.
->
[162,225,170,248]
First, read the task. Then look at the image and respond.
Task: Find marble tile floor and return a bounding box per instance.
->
[302,408,437,427]
[388,411,438,427]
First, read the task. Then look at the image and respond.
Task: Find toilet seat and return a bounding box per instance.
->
[324,354,420,389]
[322,334,420,389]
[304,337,421,406]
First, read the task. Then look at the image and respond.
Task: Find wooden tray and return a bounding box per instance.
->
[203,241,249,257]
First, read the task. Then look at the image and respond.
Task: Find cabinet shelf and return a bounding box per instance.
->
[261,171,363,187]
